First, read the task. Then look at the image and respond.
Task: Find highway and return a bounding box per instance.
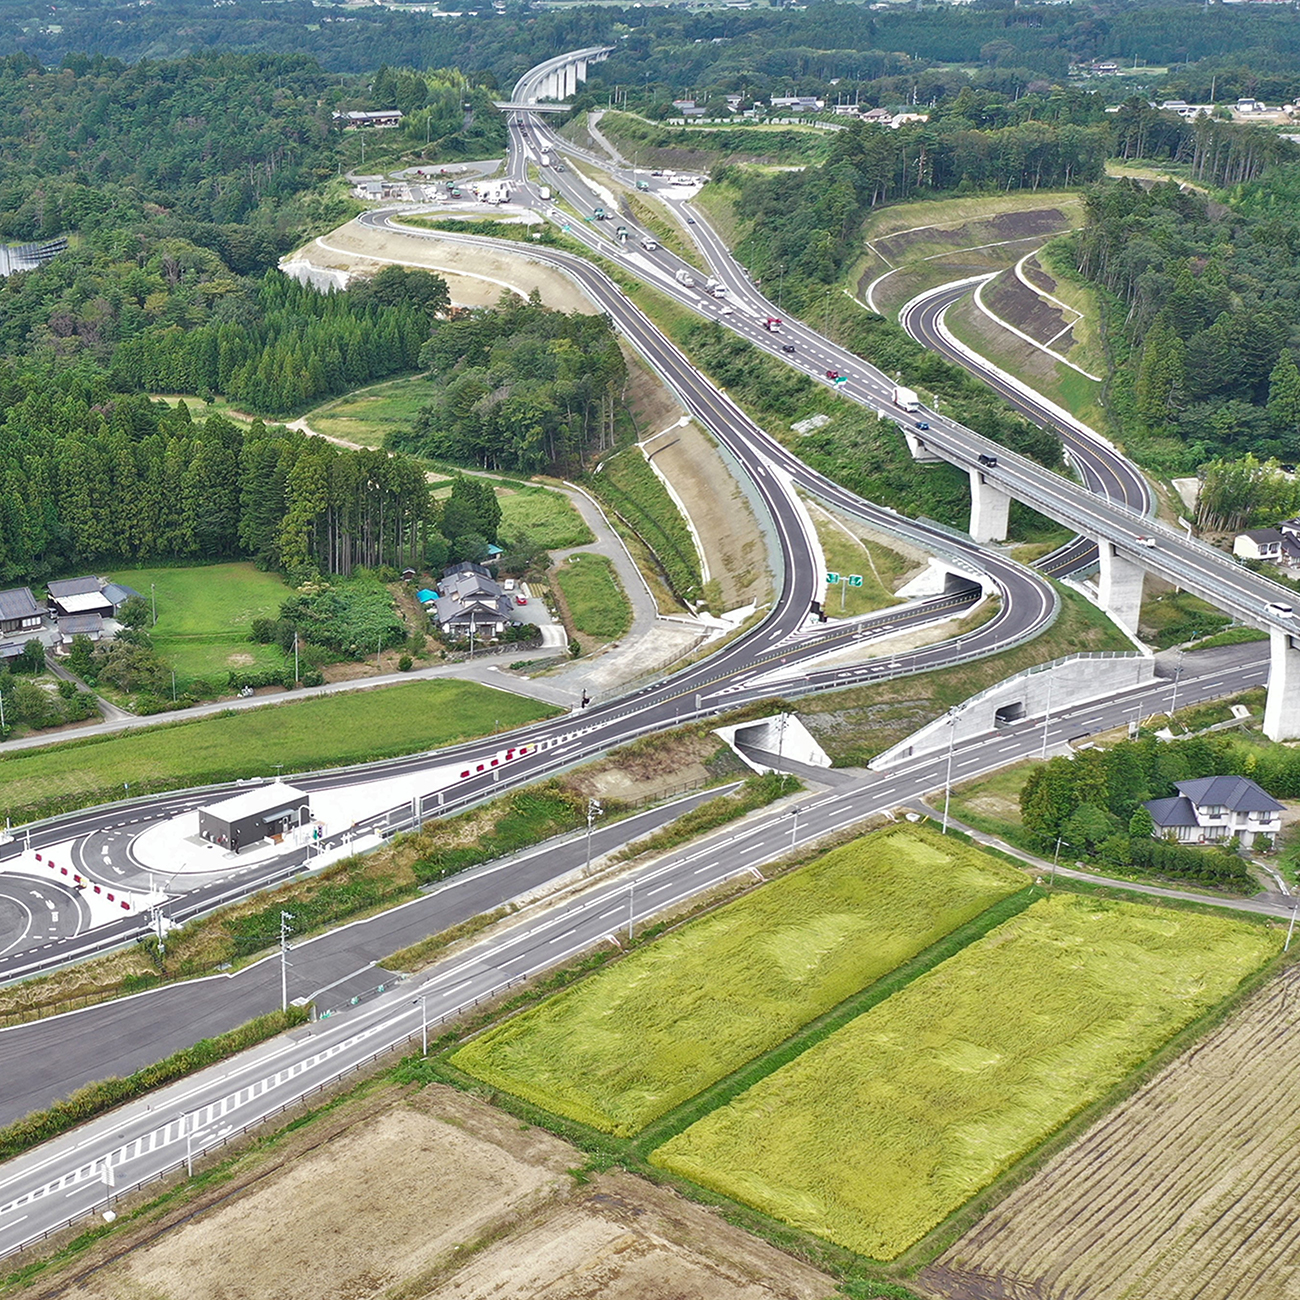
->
[0,47,1284,1262]
[0,642,1274,1261]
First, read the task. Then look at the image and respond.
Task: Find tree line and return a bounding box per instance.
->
[0,380,436,582]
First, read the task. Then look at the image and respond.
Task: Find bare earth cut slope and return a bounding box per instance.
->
[921,963,1300,1300]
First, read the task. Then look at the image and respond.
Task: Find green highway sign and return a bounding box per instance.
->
[826,572,840,584]
[849,574,864,587]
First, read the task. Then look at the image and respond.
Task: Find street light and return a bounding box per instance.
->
[415,992,429,1056]
[279,910,295,1013]
[789,807,799,849]
[1168,649,1185,726]
[585,797,603,871]
[941,709,957,835]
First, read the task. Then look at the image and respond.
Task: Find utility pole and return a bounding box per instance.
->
[279,911,295,1013]
[151,582,157,626]
[790,806,799,849]
[628,878,635,943]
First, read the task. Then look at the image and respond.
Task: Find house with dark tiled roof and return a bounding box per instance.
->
[0,587,42,638]
[1144,775,1283,849]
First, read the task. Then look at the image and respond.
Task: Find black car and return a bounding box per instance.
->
[978,453,998,467]
[915,421,930,430]
[782,344,796,354]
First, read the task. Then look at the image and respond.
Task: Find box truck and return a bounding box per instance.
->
[892,385,920,412]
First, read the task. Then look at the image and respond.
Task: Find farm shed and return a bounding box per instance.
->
[198,783,312,854]
[47,577,114,619]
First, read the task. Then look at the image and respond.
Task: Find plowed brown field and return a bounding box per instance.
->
[921,963,1300,1300]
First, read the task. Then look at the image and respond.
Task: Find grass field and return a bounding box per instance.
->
[301,373,434,448]
[109,564,290,689]
[498,486,594,550]
[651,893,1279,1261]
[554,553,632,641]
[451,826,1025,1136]
[0,680,559,823]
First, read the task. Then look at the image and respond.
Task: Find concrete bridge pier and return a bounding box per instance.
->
[969,469,1011,544]
[1096,541,1145,634]
[563,63,578,98]
[1264,628,1300,741]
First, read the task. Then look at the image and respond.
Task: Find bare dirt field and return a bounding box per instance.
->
[50,1085,834,1300]
[294,223,599,314]
[646,421,772,611]
[920,962,1300,1300]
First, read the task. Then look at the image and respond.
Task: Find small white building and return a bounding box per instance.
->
[1234,526,1285,561]
[1144,775,1283,849]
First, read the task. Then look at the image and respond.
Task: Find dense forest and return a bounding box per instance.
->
[9,0,1300,96]
[394,298,629,475]
[1066,173,1300,471]
[109,267,447,416]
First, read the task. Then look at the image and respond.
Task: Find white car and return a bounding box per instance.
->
[1133,535,1156,548]
[1267,601,1295,618]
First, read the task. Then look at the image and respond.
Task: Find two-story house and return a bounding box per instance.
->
[1144,775,1283,849]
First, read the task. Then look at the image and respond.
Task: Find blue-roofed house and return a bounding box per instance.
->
[1144,775,1283,849]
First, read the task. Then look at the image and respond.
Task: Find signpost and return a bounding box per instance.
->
[826,572,864,610]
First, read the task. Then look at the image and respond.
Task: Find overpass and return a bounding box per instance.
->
[507,45,610,107]
[897,278,1300,740]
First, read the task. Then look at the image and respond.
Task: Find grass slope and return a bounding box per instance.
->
[0,680,559,822]
[452,826,1025,1136]
[651,893,1280,1261]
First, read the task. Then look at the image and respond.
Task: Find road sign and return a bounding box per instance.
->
[849,574,863,587]
[826,572,840,585]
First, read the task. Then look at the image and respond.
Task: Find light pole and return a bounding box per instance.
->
[789,806,799,848]
[1051,835,1063,886]
[586,797,602,871]
[415,992,428,1055]
[279,910,294,1013]
[185,1112,199,1177]
[941,709,957,835]
[1041,672,1054,761]
[1287,904,1298,954]
[1168,649,1185,726]
[150,582,157,626]
[627,878,635,943]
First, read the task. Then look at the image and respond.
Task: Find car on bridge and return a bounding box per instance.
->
[978,453,998,467]
[915,421,930,431]
[826,370,839,380]
[1134,536,1157,548]
[1267,601,1295,617]
[782,344,796,353]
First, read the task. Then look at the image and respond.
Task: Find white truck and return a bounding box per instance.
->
[892,385,920,413]
[538,186,552,200]
[708,280,728,298]
[674,267,696,288]
[640,235,659,251]
[539,152,552,167]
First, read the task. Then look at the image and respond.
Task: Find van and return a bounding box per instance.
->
[1267,601,1295,618]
